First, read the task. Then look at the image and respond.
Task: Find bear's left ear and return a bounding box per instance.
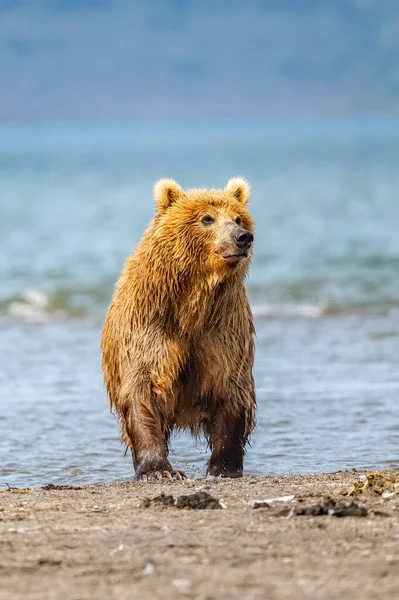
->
[154,179,184,213]
[225,177,251,205]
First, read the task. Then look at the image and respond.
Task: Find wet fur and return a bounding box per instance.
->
[101,178,256,478]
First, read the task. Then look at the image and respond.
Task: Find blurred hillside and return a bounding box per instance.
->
[1,0,399,119]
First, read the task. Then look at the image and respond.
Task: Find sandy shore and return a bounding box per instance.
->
[1,470,398,600]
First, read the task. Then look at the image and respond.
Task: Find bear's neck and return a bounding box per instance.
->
[124,248,247,337]
[175,271,242,337]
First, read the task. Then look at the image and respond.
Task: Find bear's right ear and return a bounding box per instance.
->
[154,179,184,213]
[225,177,251,205]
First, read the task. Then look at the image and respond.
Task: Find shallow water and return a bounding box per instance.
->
[0,119,398,487]
[1,310,398,487]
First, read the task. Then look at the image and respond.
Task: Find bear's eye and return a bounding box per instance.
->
[201,215,214,225]
[235,216,242,225]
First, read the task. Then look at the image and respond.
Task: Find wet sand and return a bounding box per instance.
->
[1,471,398,600]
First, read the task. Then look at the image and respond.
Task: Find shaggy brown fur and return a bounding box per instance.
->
[101,178,256,480]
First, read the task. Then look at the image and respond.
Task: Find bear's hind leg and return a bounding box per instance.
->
[122,400,185,481]
[206,406,247,478]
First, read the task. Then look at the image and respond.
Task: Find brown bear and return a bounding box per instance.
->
[101,178,256,480]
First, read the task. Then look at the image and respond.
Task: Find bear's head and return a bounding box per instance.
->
[152,178,254,278]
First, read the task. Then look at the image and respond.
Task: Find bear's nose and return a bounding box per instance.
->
[234,229,254,250]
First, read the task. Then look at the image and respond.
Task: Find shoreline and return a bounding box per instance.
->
[1,470,398,600]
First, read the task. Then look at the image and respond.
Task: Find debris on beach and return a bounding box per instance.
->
[142,491,224,510]
[1,483,30,493]
[175,491,223,509]
[251,495,368,517]
[292,497,368,518]
[42,483,83,491]
[249,495,295,508]
[37,557,62,566]
[141,493,175,508]
[338,471,399,498]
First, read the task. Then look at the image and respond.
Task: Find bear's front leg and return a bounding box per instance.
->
[122,399,185,481]
[206,406,247,478]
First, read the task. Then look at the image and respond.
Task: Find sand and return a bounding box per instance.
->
[1,470,399,600]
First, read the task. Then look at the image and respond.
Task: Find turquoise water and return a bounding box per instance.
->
[1,119,398,486]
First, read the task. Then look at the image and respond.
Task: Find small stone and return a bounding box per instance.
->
[143,562,154,575]
[172,579,191,590]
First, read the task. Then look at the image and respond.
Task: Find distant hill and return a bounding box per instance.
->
[1,0,398,119]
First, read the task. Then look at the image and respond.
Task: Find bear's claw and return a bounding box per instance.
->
[139,469,187,482]
[173,469,186,481]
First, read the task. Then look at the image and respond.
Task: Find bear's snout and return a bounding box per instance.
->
[234,228,254,250]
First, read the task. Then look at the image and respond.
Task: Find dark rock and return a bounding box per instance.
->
[175,491,223,510]
[294,497,368,518]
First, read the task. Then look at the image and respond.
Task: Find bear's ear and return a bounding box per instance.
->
[154,179,184,213]
[225,177,251,205]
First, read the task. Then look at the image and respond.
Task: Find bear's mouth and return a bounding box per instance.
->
[217,251,248,263]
